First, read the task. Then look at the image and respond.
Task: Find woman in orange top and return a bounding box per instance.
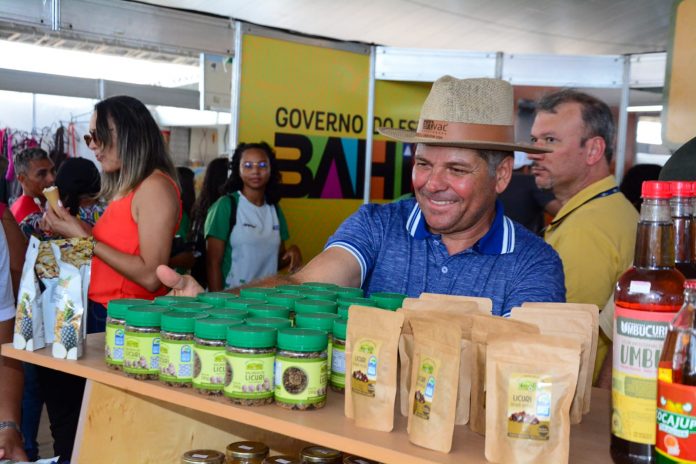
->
[44,95,181,332]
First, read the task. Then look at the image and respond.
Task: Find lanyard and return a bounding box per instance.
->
[544,186,620,234]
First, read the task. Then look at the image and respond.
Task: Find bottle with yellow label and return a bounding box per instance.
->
[612,181,685,464]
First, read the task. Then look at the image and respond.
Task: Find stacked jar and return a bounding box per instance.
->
[226,441,269,464]
[105,298,152,370]
[275,328,328,410]
[246,304,291,321]
[294,313,340,372]
[181,449,225,464]
[245,317,292,330]
[193,318,244,395]
[160,311,207,387]
[330,319,347,393]
[299,446,342,464]
[369,292,406,311]
[336,297,374,319]
[123,305,169,379]
[224,325,277,406]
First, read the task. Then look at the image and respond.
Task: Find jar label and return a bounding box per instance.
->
[159,339,194,382]
[105,323,124,365]
[327,339,333,376]
[413,355,440,421]
[274,356,327,404]
[351,338,382,397]
[657,379,696,462]
[331,343,346,388]
[507,373,552,441]
[612,304,673,445]
[192,344,226,390]
[223,352,274,399]
[123,331,160,374]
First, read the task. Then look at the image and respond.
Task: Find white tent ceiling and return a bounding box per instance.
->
[139,0,673,56]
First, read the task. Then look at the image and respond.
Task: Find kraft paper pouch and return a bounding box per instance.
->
[522,301,599,415]
[485,333,580,464]
[418,292,493,315]
[13,237,44,351]
[50,238,93,359]
[407,318,460,453]
[398,308,472,425]
[401,298,484,314]
[38,240,60,344]
[511,306,592,424]
[470,315,540,435]
[345,306,404,431]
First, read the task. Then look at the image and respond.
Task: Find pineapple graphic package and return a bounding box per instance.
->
[13,237,44,351]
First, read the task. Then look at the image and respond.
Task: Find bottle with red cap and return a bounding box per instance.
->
[612,181,686,464]
[671,181,696,278]
[656,280,696,463]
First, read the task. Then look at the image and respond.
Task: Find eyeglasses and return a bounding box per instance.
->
[83,129,98,147]
[241,161,269,170]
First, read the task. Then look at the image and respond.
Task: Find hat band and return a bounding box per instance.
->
[416,119,514,143]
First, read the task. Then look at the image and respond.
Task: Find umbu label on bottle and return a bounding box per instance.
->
[612,304,673,445]
[657,378,696,463]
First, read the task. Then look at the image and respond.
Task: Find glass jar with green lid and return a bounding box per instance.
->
[181,449,225,464]
[193,318,243,395]
[159,311,207,387]
[153,295,198,306]
[330,318,348,393]
[263,456,300,464]
[123,305,169,380]
[294,299,337,315]
[206,308,248,320]
[226,441,269,464]
[295,313,340,372]
[266,293,304,310]
[224,326,277,405]
[369,292,406,311]
[105,298,151,370]
[196,291,237,307]
[274,284,307,294]
[170,302,214,313]
[336,297,375,319]
[245,317,292,330]
[246,304,291,320]
[342,455,378,464]
[299,446,342,463]
[275,328,328,410]
[239,287,277,300]
[303,282,339,290]
[333,286,364,298]
[225,297,266,310]
[302,289,338,302]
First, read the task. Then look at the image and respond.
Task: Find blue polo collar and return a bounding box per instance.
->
[406,199,515,255]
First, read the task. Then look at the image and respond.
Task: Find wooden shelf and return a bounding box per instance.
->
[2,334,611,463]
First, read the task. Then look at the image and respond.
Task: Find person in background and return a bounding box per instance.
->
[41,95,181,462]
[189,157,231,288]
[659,135,696,181]
[204,142,302,291]
[158,76,566,317]
[528,89,638,384]
[10,147,56,224]
[169,166,196,273]
[0,202,27,461]
[619,164,662,211]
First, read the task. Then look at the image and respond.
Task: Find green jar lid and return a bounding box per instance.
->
[302,281,339,290]
[245,317,292,330]
[224,297,266,309]
[107,298,152,319]
[205,308,248,320]
[153,295,198,306]
[169,302,214,313]
[227,325,277,348]
[196,292,237,307]
[332,318,347,340]
[277,328,327,352]
[302,289,338,301]
[239,287,277,299]
[125,305,169,327]
[195,318,244,340]
[334,286,364,298]
[266,293,305,309]
[294,299,337,315]
[274,284,306,294]
[246,304,291,319]
[161,311,206,333]
[337,306,349,319]
[370,292,407,310]
[295,312,340,332]
[337,296,375,311]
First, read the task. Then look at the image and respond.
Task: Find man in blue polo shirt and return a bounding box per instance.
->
[157,76,566,316]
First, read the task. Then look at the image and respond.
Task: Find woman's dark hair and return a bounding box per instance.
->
[223,142,282,205]
[191,157,230,240]
[176,166,195,218]
[55,157,101,215]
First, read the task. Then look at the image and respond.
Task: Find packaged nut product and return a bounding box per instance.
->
[330,318,347,393]
[485,333,580,464]
[240,287,278,299]
[345,306,404,431]
[159,311,207,387]
[193,318,244,395]
[225,297,267,310]
[205,308,248,320]
[181,449,225,464]
[263,456,301,464]
[224,325,277,405]
[369,292,406,311]
[401,298,482,315]
[295,312,340,371]
[123,305,169,380]
[153,295,198,306]
[226,440,269,464]
[246,317,292,330]
[247,304,291,320]
[105,298,152,370]
[13,237,44,352]
[275,328,328,410]
[196,291,238,307]
[299,445,341,463]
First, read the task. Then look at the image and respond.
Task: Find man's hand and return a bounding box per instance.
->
[283,245,303,273]
[156,265,204,296]
[0,428,28,461]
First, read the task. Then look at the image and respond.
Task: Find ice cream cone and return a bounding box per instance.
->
[43,186,60,213]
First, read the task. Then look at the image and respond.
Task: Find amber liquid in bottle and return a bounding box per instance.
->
[673,196,696,278]
[611,220,685,464]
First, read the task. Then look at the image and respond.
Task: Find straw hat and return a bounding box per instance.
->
[378,76,550,154]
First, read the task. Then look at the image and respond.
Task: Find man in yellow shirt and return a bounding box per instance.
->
[528,89,638,384]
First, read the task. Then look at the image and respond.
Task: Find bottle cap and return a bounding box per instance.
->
[195,318,244,340]
[246,304,291,319]
[277,328,327,352]
[205,308,248,320]
[107,298,152,319]
[224,297,266,309]
[196,292,238,307]
[266,293,305,309]
[169,302,214,312]
[302,289,338,301]
[161,311,207,333]
[670,181,694,198]
[302,281,340,290]
[294,299,338,314]
[239,287,277,299]
[685,280,696,289]
[332,318,348,340]
[226,441,269,459]
[153,295,198,306]
[125,305,169,327]
[334,286,364,298]
[227,325,277,348]
[294,312,340,332]
[245,317,292,330]
[370,292,407,310]
[641,180,671,199]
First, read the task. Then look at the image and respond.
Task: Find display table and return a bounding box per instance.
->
[2,334,611,463]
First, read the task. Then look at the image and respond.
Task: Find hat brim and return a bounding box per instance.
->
[378,127,551,154]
